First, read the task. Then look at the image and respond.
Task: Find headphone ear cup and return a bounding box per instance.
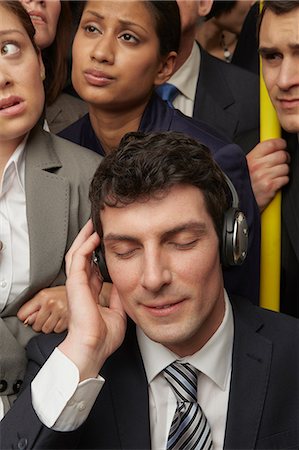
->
[222,208,248,266]
[222,208,235,266]
[94,247,112,283]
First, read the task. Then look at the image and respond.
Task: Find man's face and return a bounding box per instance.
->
[101,184,225,357]
[259,8,299,133]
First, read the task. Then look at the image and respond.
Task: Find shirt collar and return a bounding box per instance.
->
[137,290,233,391]
[168,41,201,102]
[0,135,28,195]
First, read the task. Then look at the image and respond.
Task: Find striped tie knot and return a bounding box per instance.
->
[164,361,198,404]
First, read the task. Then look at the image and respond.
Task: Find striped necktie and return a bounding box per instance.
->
[156,83,179,108]
[164,361,213,450]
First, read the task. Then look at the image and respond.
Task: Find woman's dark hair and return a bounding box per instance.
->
[144,1,181,55]
[258,1,299,36]
[1,1,39,53]
[89,131,230,243]
[42,1,73,105]
[205,1,237,21]
[76,0,181,55]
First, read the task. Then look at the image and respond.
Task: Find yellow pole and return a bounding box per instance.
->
[259,58,281,311]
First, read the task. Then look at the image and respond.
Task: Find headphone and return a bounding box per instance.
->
[221,174,248,267]
[93,175,248,283]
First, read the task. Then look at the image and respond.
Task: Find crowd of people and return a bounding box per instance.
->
[0,1,298,449]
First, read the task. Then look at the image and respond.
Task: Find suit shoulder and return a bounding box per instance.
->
[48,133,102,182]
[202,49,258,84]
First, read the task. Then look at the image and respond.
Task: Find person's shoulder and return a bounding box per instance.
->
[50,131,101,165]
[200,46,259,84]
[171,108,242,151]
[232,295,299,340]
[46,93,89,135]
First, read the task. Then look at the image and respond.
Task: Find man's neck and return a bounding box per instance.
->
[174,33,195,72]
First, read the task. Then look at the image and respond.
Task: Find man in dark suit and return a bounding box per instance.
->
[1,132,298,450]
[163,0,260,154]
[248,0,299,316]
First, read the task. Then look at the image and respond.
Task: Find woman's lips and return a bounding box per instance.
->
[0,96,25,117]
[28,10,47,24]
[84,69,115,87]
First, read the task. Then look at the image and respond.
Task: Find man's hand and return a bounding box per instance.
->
[59,220,127,382]
[17,286,68,334]
[247,138,290,212]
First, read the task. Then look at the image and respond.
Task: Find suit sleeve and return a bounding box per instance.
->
[0,336,83,449]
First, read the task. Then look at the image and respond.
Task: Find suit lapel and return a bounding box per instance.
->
[194,46,238,140]
[102,322,151,449]
[25,126,70,297]
[224,298,272,449]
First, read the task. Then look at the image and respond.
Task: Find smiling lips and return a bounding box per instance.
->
[144,299,186,317]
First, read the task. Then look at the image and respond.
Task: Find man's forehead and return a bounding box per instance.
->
[100,185,210,234]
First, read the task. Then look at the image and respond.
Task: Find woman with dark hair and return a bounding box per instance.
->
[59,1,261,307]
[0,0,101,416]
[20,0,88,133]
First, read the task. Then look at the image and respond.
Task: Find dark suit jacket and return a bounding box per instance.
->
[60,94,261,305]
[281,133,299,316]
[194,46,260,154]
[1,296,298,449]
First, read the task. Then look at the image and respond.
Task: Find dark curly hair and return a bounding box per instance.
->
[89,131,230,243]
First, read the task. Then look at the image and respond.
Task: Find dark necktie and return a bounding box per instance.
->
[164,361,213,450]
[156,83,179,108]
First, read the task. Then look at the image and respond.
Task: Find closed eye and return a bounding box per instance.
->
[114,248,139,259]
[172,239,199,250]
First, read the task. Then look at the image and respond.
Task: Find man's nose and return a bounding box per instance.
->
[277,57,298,91]
[141,250,172,293]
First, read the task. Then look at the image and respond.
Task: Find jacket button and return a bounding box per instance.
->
[17,438,28,450]
[13,379,23,393]
[0,380,7,392]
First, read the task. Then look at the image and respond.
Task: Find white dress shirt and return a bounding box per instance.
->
[0,136,30,419]
[169,41,201,117]
[0,137,29,311]
[32,291,233,450]
[138,292,233,450]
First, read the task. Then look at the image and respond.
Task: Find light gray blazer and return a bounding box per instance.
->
[0,125,101,407]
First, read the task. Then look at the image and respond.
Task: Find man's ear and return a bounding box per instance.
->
[197,0,213,18]
[154,51,177,86]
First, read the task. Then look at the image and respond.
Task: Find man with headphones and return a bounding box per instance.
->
[1,132,298,450]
